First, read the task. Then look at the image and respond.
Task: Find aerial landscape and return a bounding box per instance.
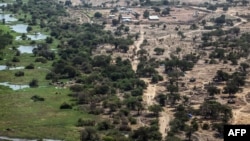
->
[0,0,250,140]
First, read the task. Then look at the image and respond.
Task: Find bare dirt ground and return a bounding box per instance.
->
[129,24,172,138]
[71,0,82,6]
[65,1,250,139]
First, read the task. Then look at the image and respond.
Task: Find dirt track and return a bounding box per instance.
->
[130,24,171,139]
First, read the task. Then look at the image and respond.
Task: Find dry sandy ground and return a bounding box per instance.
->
[71,0,82,6]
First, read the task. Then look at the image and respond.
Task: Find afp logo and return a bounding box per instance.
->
[224,125,250,141]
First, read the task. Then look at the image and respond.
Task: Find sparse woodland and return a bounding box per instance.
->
[1,0,250,141]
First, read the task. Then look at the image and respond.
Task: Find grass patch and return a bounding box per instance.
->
[0,86,94,140]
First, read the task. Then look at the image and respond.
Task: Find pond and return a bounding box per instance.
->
[17,45,36,54]
[0,3,8,7]
[0,82,29,90]
[10,24,28,33]
[0,14,18,23]
[0,65,7,70]
[0,65,25,70]
[16,32,47,40]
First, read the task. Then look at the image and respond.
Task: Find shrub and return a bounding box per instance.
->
[97,121,113,130]
[60,102,72,109]
[202,123,210,130]
[25,63,35,69]
[15,71,24,77]
[29,79,39,87]
[31,95,45,102]
[77,118,95,126]
[119,125,131,131]
[35,57,47,63]
[129,117,137,124]
[12,57,20,62]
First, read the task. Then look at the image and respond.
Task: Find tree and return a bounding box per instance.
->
[215,15,226,25]
[153,7,161,13]
[163,0,169,5]
[112,19,119,26]
[223,5,229,11]
[201,20,206,26]
[206,85,220,97]
[156,94,166,106]
[27,26,32,32]
[80,128,100,141]
[65,0,72,6]
[124,26,129,33]
[161,8,170,16]
[131,127,162,141]
[163,24,166,30]
[240,62,249,72]
[29,79,38,87]
[148,104,163,116]
[2,18,5,24]
[94,12,102,18]
[154,47,165,55]
[143,10,149,18]
[135,13,140,19]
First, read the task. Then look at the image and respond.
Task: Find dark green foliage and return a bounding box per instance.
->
[29,79,38,87]
[80,128,100,141]
[202,123,210,130]
[25,63,35,69]
[200,101,232,122]
[143,10,149,18]
[148,104,163,116]
[94,12,102,18]
[0,30,13,50]
[31,95,45,102]
[77,118,95,126]
[35,57,47,63]
[97,121,113,130]
[60,102,72,109]
[12,56,20,62]
[27,26,32,32]
[15,71,24,77]
[131,126,162,141]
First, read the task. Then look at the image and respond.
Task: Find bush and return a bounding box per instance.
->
[119,125,131,131]
[35,57,47,63]
[31,95,45,102]
[94,12,102,18]
[15,71,24,77]
[97,121,113,130]
[77,118,95,126]
[29,79,38,87]
[129,117,137,124]
[60,102,72,109]
[25,63,35,69]
[202,123,210,130]
[12,57,20,62]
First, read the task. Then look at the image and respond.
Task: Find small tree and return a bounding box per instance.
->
[143,10,149,18]
[27,26,32,32]
[154,47,165,55]
[29,79,38,87]
[94,12,102,18]
[112,19,119,26]
[148,104,163,116]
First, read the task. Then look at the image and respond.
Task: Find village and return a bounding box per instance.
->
[59,0,250,140]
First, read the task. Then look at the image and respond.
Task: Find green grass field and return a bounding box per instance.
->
[0,86,94,140]
[0,6,95,141]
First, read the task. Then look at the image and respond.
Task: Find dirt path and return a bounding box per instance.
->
[130,25,170,139]
[232,89,250,124]
[132,25,144,71]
